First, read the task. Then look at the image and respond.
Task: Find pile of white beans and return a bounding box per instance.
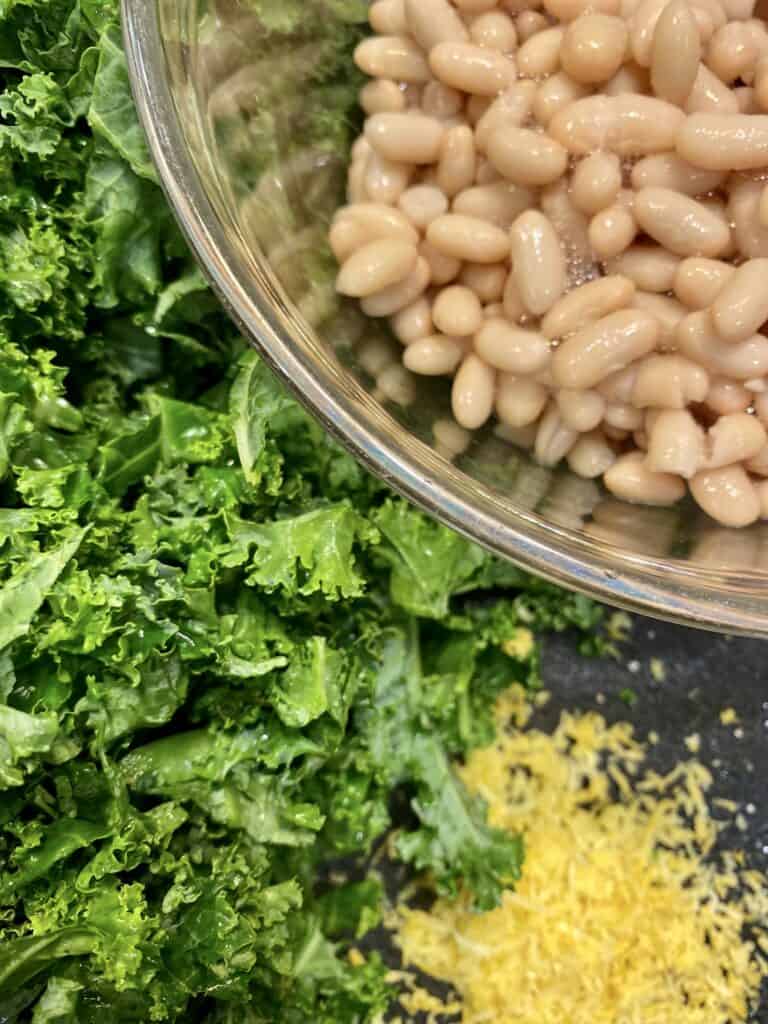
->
[331,0,768,528]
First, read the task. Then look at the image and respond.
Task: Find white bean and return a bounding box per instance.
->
[535,405,580,465]
[607,245,679,292]
[650,0,700,104]
[486,127,569,186]
[470,10,519,50]
[705,377,752,414]
[533,72,590,125]
[678,112,768,169]
[540,180,596,266]
[428,214,511,263]
[360,79,407,115]
[475,319,553,373]
[549,94,685,154]
[404,0,469,50]
[633,186,731,256]
[604,450,686,504]
[330,204,419,263]
[630,152,726,195]
[673,256,735,308]
[364,151,412,204]
[728,176,768,259]
[398,185,449,229]
[355,36,432,82]
[632,291,687,349]
[704,412,767,467]
[390,297,433,344]
[646,409,705,478]
[461,262,509,302]
[365,113,445,165]
[677,310,768,379]
[685,64,740,113]
[361,257,431,316]
[541,275,636,339]
[690,464,761,525]
[517,26,566,77]
[453,182,534,227]
[433,285,484,336]
[567,431,618,476]
[552,308,660,388]
[561,14,629,83]
[711,259,768,344]
[437,126,477,198]
[430,41,516,95]
[404,334,467,375]
[452,354,496,429]
[510,210,566,316]
[497,375,550,426]
[571,152,623,215]
[370,0,407,35]
[589,203,638,259]
[632,353,710,406]
[337,238,418,297]
[419,241,462,286]
[557,388,606,431]
[475,83,538,152]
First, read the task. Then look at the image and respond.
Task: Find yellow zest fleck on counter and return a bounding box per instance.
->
[397,687,767,1024]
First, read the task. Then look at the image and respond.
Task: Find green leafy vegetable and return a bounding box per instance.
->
[0,0,606,1019]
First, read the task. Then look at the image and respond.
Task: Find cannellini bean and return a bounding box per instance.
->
[607,245,679,292]
[486,127,569,186]
[422,82,465,120]
[650,0,700,103]
[754,54,768,109]
[453,182,534,227]
[673,256,735,307]
[495,421,539,449]
[347,159,367,203]
[630,152,726,195]
[433,285,484,336]
[510,210,567,316]
[605,450,686,504]
[630,0,672,66]
[456,0,499,11]
[567,431,618,477]
[706,377,752,413]
[541,275,636,339]
[516,10,551,42]
[710,259,768,344]
[364,151,412,204]
[370,0,407,34]
[403,334,467,375]
[685,64,741,113]
[419,241,461,286]
[461,262,509,302]
[690,464,761,525]
[366,113,445,165]
[604,61,651,93]
[677,310,768,378]
[561,14,629,83]
[633,187,731,256]
[646,409,706,477]
[355,36,431,83]
[632,353,710,406]
[376,363,417,405]
[678,112,768,169]
[434,417,472,457]
[556,388,606,431]
[632,291,687,349]
[437,126,477,198]
[430,41,516,95]
[571,152,622,215]
[540,180,595,265]
[534,405,580,465]
[404,0,469,50]
[475,158,501,185]
[398,186,449,229]
[549,94,685,155]
[337,238,418,297]
[475,84,538,151]
[475,319,552,373]
[552,308,660,388]
[497,375,550,426]
[589,204,638,259]
[361,257,431,316]
[330,204,419,262]
[360,79,407,115]
[359,337,395,377]
[746,442,768,474]
[470,10,519,50]
[452,353,496,429]
[706,22,757,82]
[517,26,566,76]
[502,271,527,321]
[428,214,510,263]
[533,73,590,125]
[760,183,768,227]
[544,0,622,21]
[390,297,433,344]
[597,363,638,401]
[466,95,493,127]
[728,176,768,259]
[704,411,767,467]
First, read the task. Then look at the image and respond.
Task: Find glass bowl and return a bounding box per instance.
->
[123,0,768,634]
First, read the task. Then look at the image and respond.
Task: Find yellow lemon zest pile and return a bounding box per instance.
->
[397,687,767,1024]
